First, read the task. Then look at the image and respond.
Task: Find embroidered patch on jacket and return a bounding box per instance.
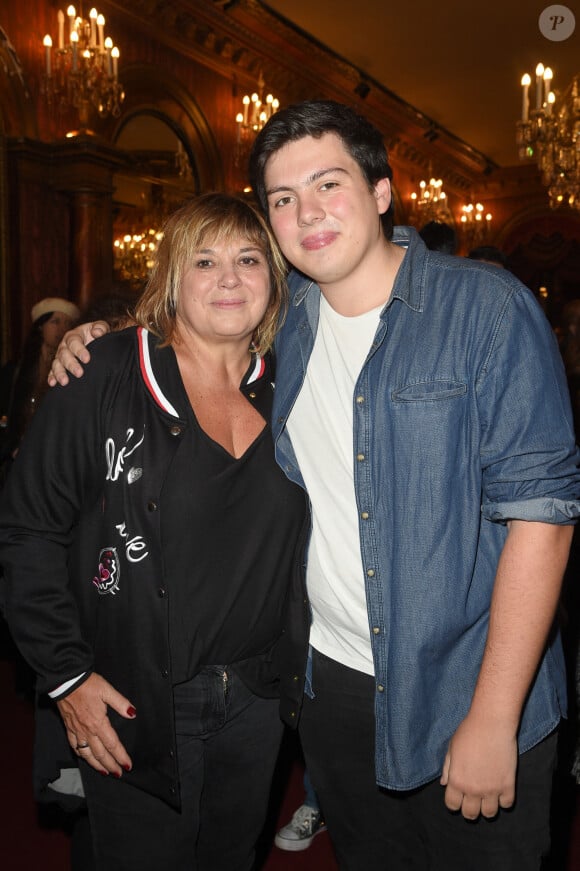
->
[127,466,142,484]
[93,548,120,596]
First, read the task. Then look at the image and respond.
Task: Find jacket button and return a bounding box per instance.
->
[169,426,182,436]
[170,786,176,795]
[169,750,175,759]
[157,588,166,598]
[361,511,369,520]
[249,391,256,399]
[356,395,365,404]
[377,684,385,693]
[372,626,380,635]
[148,500,158,511]
[366,568,375,577]
[356,453,365,461]
[162,669,169,678]
[293,674,299,682]
[289,710,296,718]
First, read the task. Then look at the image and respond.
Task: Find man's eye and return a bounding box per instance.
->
[320,181,338,191]
[273,195,293,208]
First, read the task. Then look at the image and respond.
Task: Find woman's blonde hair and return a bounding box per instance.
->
[134,192,288,354]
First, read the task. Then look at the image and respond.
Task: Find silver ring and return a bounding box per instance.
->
[76,742,90,750]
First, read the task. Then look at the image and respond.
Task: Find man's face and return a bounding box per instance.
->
[264,132,390,290]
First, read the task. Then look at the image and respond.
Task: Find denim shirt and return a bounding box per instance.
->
[272,226,580,791]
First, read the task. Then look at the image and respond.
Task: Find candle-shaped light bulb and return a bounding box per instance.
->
[67,6,76,43]
[90,8,98,47]
[71,30,78,71]
[521,73,531,122]
[111,45,119,79]
[57,10,65,49]
[547,90,555,115]
[97,14,105,49]
[535,63,544,109]
[242,94,250,125]
[104,37,113,75]
[543,67,553,106]
[43,35,52,76]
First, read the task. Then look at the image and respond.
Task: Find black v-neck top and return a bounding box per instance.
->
[157,347,307,689]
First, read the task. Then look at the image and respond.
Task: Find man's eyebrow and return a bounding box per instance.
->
[266,166,349,196]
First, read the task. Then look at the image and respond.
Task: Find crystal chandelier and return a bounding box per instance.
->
[113,228,163,286]
[234,73,279,164]
[459,202,493,246]
[516,63,580,210]
[42,5,125,128]
[410,175,454,225]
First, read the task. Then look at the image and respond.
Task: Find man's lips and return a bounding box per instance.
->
[301,231,338,251]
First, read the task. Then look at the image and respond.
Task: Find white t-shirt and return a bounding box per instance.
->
[287,294,383,675]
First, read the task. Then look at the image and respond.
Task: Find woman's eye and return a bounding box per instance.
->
[196,259,212,268]
[239,256,260,266]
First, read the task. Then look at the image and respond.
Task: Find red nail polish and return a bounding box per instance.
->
[127,705,137,717]
[113,771,122,779]
[123,764,131,772]
[100,769,108,776]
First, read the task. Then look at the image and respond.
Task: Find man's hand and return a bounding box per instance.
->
[48,320,110,386]
[57,672,136,776]
[440,711,517,820]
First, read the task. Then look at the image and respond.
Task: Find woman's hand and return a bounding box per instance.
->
[57,672,136,776]
[48,320,111,386]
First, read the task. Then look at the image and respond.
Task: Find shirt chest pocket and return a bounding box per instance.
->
[392,380,467,402]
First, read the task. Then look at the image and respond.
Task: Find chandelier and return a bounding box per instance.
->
[516,63,580,210]
[410,175,454,225]
[234,73,279,163]
[113,228,163,287]
[459,201,493,246]
[42,5,125,128]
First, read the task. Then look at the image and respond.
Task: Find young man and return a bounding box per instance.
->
[51,101,579,870]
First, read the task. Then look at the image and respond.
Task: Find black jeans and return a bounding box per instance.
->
[81,666,284,871]
[300,648,557,871]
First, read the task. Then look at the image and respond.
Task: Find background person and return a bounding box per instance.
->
[0,193,308,871]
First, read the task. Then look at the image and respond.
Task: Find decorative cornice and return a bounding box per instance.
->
[101,0,497,186]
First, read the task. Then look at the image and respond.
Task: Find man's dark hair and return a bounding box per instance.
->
[467,246,509,269]
[419,221,458,255]
[249,100,394,239]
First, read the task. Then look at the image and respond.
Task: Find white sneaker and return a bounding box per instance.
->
[274,804,327,852]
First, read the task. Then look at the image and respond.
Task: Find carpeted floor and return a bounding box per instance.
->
[2,650,579,871]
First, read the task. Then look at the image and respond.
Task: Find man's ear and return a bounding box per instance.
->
[374,177,392,215]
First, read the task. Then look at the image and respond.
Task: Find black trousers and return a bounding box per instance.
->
[300,648,557,871]
[80,666,284,871]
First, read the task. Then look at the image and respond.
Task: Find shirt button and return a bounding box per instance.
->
[161,669,169,678]
[366,568,375,577]
[356,453,365,461]
[293,675,299,682]
[361,511,369,520]
[169,750,175,759]
[157,588,166,598]
[356,395,365,404]
[170,786,176,795]
[148,500,158,511]
[289,710,296,718]
[169,425,182,436]
[377,684,385,693]
[372,626,380,635]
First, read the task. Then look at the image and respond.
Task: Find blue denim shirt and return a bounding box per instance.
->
[272,226,580,791]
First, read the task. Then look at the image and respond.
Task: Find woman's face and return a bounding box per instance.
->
[175,234,272,347]
[41,312,75,351]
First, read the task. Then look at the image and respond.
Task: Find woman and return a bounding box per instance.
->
[0,194,308,871]
[2,296,80,461]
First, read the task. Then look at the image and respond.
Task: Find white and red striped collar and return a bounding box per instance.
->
[137,327,180,418]
[137,327,267,414]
